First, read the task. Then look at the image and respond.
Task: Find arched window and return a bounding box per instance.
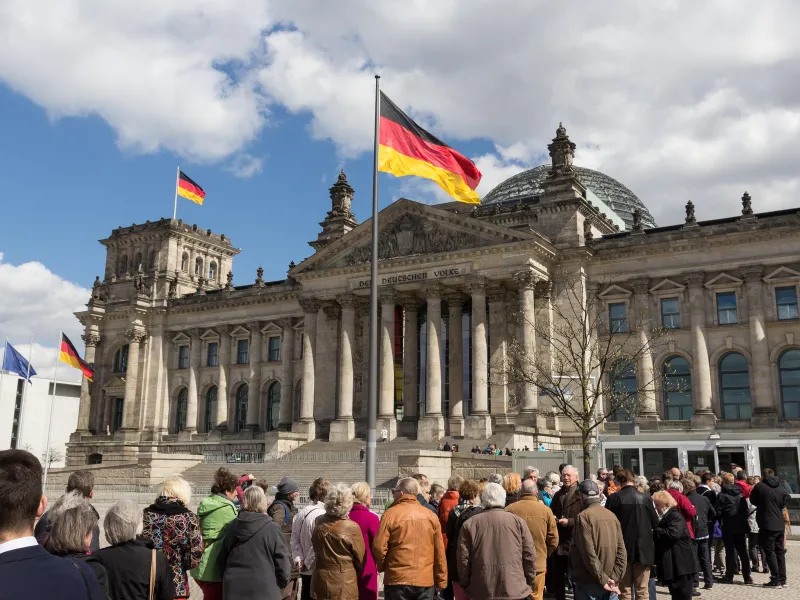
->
[204,386,218,432]
[175,388,188,433]
[609,361,637,422]
[663,356,693,420]
[235,384,248,432]
[113,345,129,373]
[719,352,752,419]
[181,253,189,271]
[267,382,281,431]
[119,254,128,275]
[195,257,203,276]
[133,252,143,270]
[209,262,217,281]
[779,349,800,418]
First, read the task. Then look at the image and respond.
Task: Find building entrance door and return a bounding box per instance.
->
[718,448,745,473]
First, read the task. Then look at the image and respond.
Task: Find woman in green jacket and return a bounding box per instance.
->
[190,467,238,600]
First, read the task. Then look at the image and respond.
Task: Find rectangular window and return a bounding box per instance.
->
[237,339,249,364]
[178,345,189,369]
[267,336,281,362]
[207,342,218,367]
[609,302,628,333]
[660,298,681,329]
[113,398,124,432]
[716,292,738,325]
[776,286,799,321]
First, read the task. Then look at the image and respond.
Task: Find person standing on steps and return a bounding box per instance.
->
[380,427,388,443]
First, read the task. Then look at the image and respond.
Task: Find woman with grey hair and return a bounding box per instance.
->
[311,483,367,599]
[95,499,173,600]
[44,492,111,599]
[218,486,290,600]
[635,475,650,494]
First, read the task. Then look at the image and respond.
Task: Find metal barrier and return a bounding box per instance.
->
[202,450,398,464]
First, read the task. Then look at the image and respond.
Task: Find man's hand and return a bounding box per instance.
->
[294,558,304,571]
[604,579,620,593]
[557,518,568,526]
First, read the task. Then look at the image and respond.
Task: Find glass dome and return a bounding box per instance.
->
[482,164,657,230]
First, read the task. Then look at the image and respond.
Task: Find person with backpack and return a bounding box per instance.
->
[268,477,300,599]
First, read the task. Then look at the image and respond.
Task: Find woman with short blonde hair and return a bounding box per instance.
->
[161,475,192,506]
[503,472,522,506]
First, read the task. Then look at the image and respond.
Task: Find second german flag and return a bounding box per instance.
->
[379,93,482,204]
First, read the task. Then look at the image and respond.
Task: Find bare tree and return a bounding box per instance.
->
[502,271,674,480]
[41,447,65,469]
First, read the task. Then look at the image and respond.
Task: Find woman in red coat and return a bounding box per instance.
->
[667,480,696,538]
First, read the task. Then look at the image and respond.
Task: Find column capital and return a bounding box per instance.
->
[378,288,397,306]
[246,321,263,335]
[279,317,295,330]
[399,293,422,310]
[82,332,101,348]
[514,269,538,290]
[741,265,764,282]
[631,278,651,295]
[299,296,320,314]
[487,284,507,304]
[425,281,443,299]
[337,293,358,310]
[535,279,553,299]
[185,327,202,341]
[468,275,486,294]
[684,272,706,288]
[322,302,341,320]
[216,324,231,336]
[442,289,465,306]
[124,327,147,344]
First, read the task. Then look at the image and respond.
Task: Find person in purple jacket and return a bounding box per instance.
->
[349,482,380,600]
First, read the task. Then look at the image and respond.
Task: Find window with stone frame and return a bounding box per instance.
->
[609,302,628,333]
[113,345,129,373]
[776,286,799,321]
[194,257,203,276]
[207,342,218,367]
[178,345,189,369]
[608,360,636,422]
[181,253,189,271]
[716,292,738,325]
[719,352,752,419]
[237,339,249,364]
[204,386,217,432]
[779,349,800,418]
[660,297,681,329]
[267,336,281,362]
[175,388,188,433]
[209,262,217,281]
[662,356,692,420]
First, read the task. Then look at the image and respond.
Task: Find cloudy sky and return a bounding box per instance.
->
[1,1,799,376]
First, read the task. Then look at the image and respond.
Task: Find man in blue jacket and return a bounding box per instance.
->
[0,449,103,600]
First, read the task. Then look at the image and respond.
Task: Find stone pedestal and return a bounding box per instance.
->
[690,410,717,430]
[417,416,445,442]
[448,417,465,438]
[637,413,661,431]
[751,408,779,429]
[292,420,317,442]
[465,414,492,439]
[329,418,356,442]
[376,417,397,442]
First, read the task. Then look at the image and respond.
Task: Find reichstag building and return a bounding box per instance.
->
[67,125,800,493]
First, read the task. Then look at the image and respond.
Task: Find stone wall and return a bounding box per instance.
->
[397,450,512,486]
[48,451,201,487]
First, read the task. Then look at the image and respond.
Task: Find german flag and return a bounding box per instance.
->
[177,170,206,205]
[379,92,481,204]
[59,333,95,382]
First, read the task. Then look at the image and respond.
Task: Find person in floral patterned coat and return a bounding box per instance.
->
[143,476,204,599]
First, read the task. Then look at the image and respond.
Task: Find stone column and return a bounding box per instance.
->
[278,318,295,430]
[515,270,538,423]
[359,300,371,420]
[246,322,262,431]
[215,325,231,432]
[419,282,445,441]
[685,273,716,428]
[466,276,492,439]
[120,326,146,434]
[444,291,465,436]
[743,266,778,426]
[400,295,420,427]
[487,285,511,425]
[632,280,659,428]
[293,298,318,440]
[75,331,100,433]
[378,289,397,440]
[184,329,201,434]
[331,295,356,442]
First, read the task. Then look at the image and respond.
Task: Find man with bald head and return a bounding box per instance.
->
[549,465,582,600]
[506,478,559,600]
[374,477,447,600]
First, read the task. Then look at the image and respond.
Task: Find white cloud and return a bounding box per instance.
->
[227,153,264,178]
[0,255,89,382]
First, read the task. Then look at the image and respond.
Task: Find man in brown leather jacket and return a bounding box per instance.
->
[373,477,447,600]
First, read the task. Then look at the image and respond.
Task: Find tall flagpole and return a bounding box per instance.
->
[366,75,380,488]
[0,339,6,426]
[172,166,180,220]
[43,331,61,487]
[17,333,34,449]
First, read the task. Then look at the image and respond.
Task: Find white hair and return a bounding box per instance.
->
[243,486,269,513]
[481,482,507,508]
[161,475,192,505]
[635,476,649,490]
[562,464,578,476]
[668,480,684,493]
[523,466,539,480]
[325,483,354,518]
[488,473,504,485]
[104,499,142,546]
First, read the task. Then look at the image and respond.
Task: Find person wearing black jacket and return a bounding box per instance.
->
[445,480,483,600]
[219,486,291,600]
[714,473,752,584]
[605,469,659,600]
[750,469,791,588]
[653,491,696,600]
[683,479,716,590]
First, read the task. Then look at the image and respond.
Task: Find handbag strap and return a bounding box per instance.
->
[149,548,156,600]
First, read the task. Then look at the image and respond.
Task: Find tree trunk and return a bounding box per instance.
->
[582,432,592,481]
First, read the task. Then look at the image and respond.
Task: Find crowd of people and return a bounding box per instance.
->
[0,448,793,600]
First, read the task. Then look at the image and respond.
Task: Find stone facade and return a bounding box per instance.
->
[66,126,800,479]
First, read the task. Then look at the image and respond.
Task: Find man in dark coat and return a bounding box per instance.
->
[605,469,659,600]
[268,477,300,600]
[549,464,582,600]
[715,473,752,584]
[0,450,104,600]
[684,478,716,590]
[750,468,791,588]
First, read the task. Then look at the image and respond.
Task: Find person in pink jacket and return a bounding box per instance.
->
[667,480,696,538]
[348,482,380,600]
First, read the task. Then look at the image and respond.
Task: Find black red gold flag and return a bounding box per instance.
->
[59,333,94,382]
[177,171,206,205]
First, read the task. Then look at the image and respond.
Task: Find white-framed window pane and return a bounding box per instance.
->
[660,297,681,329]
[716,292,738,324]
[776,286,799,321]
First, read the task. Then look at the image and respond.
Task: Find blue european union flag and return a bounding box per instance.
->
[2,341,37,382]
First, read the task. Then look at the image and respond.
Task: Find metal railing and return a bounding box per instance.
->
[202,450,398,464]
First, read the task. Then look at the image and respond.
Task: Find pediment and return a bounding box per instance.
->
[291,199,538,274]
[650,278,686,294]
[230,325,250,337]
[704,273,743,289]
[598,284,632,299]
[102,375,126,390]
[764,266,800,282]
[261,322,282,334]
[200,329,219,340]
[171,332,191,344]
